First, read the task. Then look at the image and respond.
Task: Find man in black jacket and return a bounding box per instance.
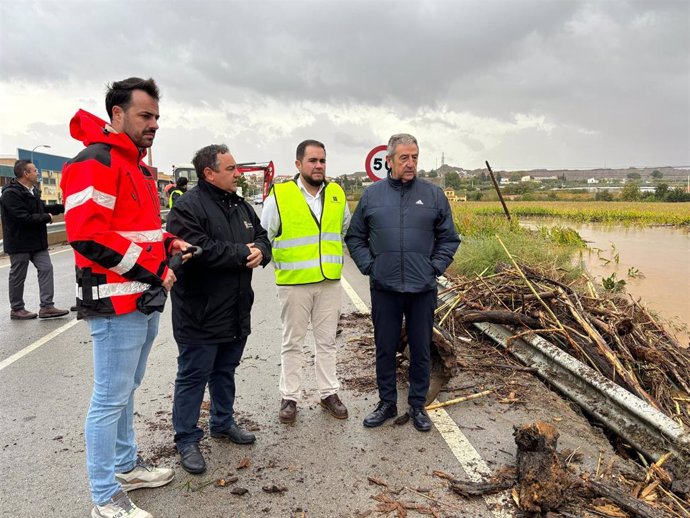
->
[345,134,460,432]
[166,144,271,474]
[0,160,69,320]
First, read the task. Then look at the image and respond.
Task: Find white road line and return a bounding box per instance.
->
[430,404,514,518]
[341,275,511,518]
[0,318,81,372]
[341,275,370,314]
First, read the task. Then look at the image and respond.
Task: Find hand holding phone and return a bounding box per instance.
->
[169,245,203,271]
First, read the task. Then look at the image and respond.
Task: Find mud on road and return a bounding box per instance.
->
[128,310,663,517]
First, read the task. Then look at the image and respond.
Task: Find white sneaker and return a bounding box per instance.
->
[115,455,174,491]
[91,489,152,518]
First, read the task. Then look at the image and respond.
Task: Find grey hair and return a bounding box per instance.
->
[193,144,230,180]
[387,133,418,157]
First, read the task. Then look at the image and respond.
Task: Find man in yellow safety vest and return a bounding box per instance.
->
[260,139,350,424]
[168,176,188,208]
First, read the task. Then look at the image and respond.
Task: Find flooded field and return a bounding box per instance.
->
[523,219,690,344]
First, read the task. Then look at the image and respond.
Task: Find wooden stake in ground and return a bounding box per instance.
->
[485,160,511,222]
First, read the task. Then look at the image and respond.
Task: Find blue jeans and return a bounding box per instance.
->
[173,339,247,448]
[84,311,160,505]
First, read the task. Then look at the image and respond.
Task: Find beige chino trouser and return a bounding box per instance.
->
[277,280,342,401]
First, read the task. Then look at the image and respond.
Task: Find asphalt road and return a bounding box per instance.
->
[0,217,621,518]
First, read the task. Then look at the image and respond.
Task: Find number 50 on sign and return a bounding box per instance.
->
[365,145,390,182]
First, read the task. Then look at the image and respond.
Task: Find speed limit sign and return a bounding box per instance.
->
[365,145,390,182]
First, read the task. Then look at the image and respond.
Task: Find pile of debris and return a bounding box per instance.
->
[435,264,690,430]
[427,262,690,517]
[439,421,683,518]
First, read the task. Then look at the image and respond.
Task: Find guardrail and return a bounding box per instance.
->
[1,210,171,255]
[437,280,690,471]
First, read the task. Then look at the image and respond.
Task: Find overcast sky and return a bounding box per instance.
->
[1,0,688,175]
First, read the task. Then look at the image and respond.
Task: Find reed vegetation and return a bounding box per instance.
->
[449,208,586,279]
[456,201,690,226]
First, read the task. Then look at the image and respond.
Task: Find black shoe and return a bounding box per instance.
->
[409,406,432,432]
[363,401,397,428]
[210,423,256,444]
[179,443,206,474]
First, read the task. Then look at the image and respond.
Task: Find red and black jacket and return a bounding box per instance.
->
[60,109,176,317]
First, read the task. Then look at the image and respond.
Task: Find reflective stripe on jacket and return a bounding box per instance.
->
[272,180,345,285]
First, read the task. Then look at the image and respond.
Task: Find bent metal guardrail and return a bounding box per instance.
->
[437,279,690,469]
[0,210,171,255]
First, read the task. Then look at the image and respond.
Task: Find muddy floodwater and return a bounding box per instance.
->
[522,219,690,344]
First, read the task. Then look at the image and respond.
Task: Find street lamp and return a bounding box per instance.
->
[30,145,51,186]
[30,144,51,164]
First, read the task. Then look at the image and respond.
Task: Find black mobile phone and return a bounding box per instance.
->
[168,246,203,271]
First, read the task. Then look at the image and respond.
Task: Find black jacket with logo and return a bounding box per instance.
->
[0,179,64,254]
[166,179,271,344]
[345,176,460,293]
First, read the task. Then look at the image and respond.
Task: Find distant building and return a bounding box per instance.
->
[587,178,599,184]
[273,174,294,184]
[2,149,73,205]
[520,175,532,182]
[443,188,466,202]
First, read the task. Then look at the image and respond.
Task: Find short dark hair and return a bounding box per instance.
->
[296,140,325,162]
[13,160,32,178]
[105,77,160,119]
[192,144,229,180]
[176,176,188,188]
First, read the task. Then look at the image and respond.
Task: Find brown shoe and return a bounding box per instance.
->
[320,394,348,419]
[10,308,38,320]
[38,306,69,319]
[279,399,297,424]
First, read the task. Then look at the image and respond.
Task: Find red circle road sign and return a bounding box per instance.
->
[365,145,390,182]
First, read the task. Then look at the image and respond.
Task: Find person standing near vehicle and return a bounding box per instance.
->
[0,160,69,320]
[260,140,350,424]
[345,133,460,432]
[168,176,188,208]
[166,144,271,475]
[61,77,191,518]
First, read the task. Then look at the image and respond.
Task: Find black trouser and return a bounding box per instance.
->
[173,338,247,448]
[370,288,436,408]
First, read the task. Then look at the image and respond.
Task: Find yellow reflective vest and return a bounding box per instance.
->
[168,189,184,208]
[272,180,346,285]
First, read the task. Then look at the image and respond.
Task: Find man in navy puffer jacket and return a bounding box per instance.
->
[345,133,460,432]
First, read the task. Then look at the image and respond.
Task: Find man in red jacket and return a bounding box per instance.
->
[61,77,190,518]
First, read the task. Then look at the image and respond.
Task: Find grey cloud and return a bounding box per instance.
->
[1,0,687,170]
